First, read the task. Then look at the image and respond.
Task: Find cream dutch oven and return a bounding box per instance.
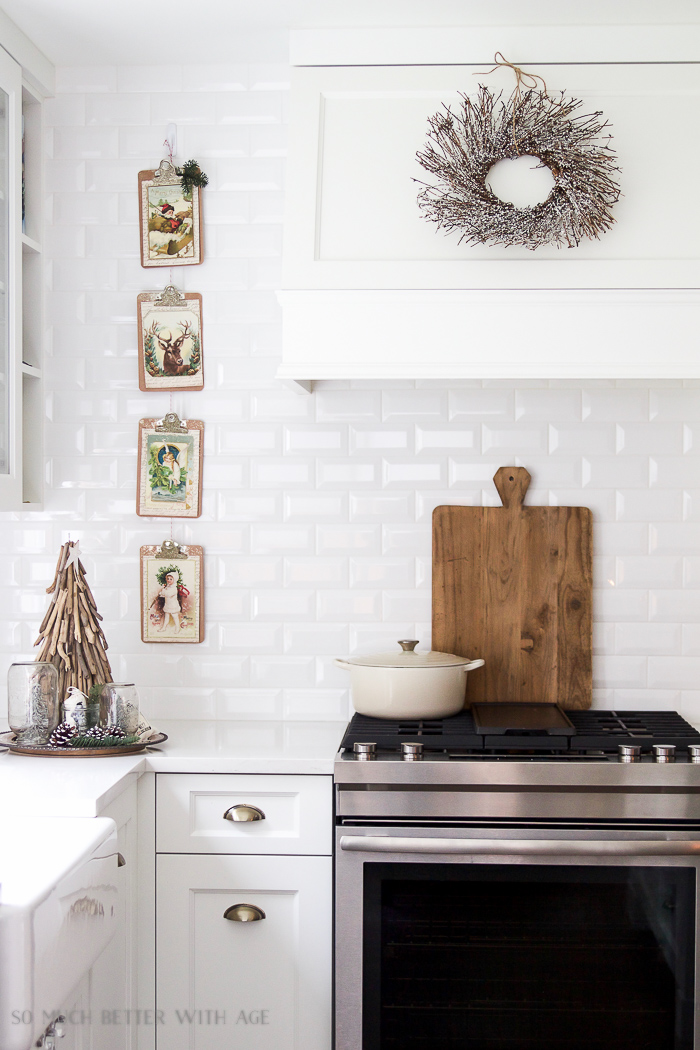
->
[334,640,485,719]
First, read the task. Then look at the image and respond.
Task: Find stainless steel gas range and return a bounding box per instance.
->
[334,708,700,1050]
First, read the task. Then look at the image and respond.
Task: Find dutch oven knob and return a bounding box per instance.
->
[398,640,419,652]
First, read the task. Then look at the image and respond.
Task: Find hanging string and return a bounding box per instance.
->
[476,52,549,154]
[163,136,174,165]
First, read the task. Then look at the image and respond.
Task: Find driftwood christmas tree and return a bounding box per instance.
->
[34,541,113,705]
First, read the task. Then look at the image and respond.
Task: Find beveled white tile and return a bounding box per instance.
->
[317,525,380,555]
[549,424,616,455]
[382,524,431,555]
[483,424,548,454]
[284,426,345,454]
[183,65,247,92]
[382,389,446,421]
[284,624,350,655]
[116,65,182,92]
[252,590,315,620]
[56,66,118,93]
[583,389,649,422]
[682,625,700,656]
[350,557,415,589]
[251,656,315,688]
[350,428,409,451]
[217,689,283,720]
[251,459,311,488]
[219,557,282,587]
[449,388,514,420]
[416,427,477,452]
[515,389,582,421]
[284,558,348,587]
[650,522,700,554]
[650,389,700,420]
[583,456,649,488]
[350,492,414,522]
[151,92,217,125]
[616,622,681,655]
[594,656,647,689]
[316,390,381,422]
[616,489,684,522]
[86,93,150,126]
[648,657,700,690]
[596,522,649,555]
[617,423,684,455]
[219,623,282,652]
[318,460,377,487]
[650,590,700,622]
[617,556,683,588]
[283,493,345,523]
[317,590,382,622]
[382,590,431,622]
[250,525,313,554]
[383,460,444,487]
[283,689,350,721]
[594,588,649,622]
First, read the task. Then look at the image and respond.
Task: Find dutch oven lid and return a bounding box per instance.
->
[341,640,472,668]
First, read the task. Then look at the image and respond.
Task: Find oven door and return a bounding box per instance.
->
[336,824,700,1050]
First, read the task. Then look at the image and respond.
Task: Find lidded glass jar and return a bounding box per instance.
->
[7,662,59,744]
[98,682,141,736]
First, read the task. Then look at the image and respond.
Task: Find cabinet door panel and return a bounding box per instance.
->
[156,773,332,855]
[156,854,331,1050]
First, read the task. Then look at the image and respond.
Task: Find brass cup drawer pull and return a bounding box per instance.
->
[223,804,266,823]
[223,903,266,922]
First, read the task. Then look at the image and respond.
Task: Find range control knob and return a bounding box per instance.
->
[353,742,377,760]
[401,742,424,761]
[618,744,642,763]
[653,744,676,763]
[689,746,700,764]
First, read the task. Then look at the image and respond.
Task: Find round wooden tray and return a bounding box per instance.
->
[0,731,168,757]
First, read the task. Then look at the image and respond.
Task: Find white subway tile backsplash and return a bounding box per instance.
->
[449,389,514,420]
[183,65,247,92]
[56,66,118,93]
[86,93,150,126]
[16,61,696,720]
[583,389,649,422]
[618,423,684,455]
[350,492,414,522]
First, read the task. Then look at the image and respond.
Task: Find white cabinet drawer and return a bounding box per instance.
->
[156,853,332,1050]
[156,774,332,855]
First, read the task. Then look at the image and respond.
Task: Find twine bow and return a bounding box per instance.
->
[475,52,549,153]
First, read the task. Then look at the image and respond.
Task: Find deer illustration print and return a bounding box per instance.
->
[157,321,193,376]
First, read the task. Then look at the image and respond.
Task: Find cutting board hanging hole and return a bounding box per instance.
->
[493,466,531,509]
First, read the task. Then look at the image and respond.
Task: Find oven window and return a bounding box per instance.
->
[362,864,695,1050]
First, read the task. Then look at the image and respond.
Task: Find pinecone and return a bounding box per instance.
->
[84,725,108,741]
[48,721,78,747]
[107,724,127,740]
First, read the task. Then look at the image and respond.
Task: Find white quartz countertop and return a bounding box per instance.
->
[0,720,345,816]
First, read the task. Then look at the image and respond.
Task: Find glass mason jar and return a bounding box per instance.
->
[98,682,140,736]
[7,662,60,744]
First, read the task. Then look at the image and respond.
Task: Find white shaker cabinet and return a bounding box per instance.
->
[155,774,333,1050]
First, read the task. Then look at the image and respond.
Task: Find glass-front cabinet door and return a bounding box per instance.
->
[0,48,24,507]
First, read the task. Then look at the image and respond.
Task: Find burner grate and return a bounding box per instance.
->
[340,711,482,750]
[567,710,700,750]
[339,709,700,754]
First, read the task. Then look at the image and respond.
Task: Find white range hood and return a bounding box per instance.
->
[278,26,700,391]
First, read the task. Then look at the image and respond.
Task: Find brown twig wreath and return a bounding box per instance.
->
[415,83,621,250]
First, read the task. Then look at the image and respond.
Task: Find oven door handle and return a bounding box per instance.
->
[340,836,700,857]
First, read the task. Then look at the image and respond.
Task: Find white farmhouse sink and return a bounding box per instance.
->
[0,816,119,1050]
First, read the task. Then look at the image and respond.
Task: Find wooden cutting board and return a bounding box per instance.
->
[432,467,592,710]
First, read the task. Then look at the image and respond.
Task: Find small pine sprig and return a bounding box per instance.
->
[176,159,208,195]
[71,732,140,749]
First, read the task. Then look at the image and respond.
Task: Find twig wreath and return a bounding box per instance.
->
[415,54,621,250]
